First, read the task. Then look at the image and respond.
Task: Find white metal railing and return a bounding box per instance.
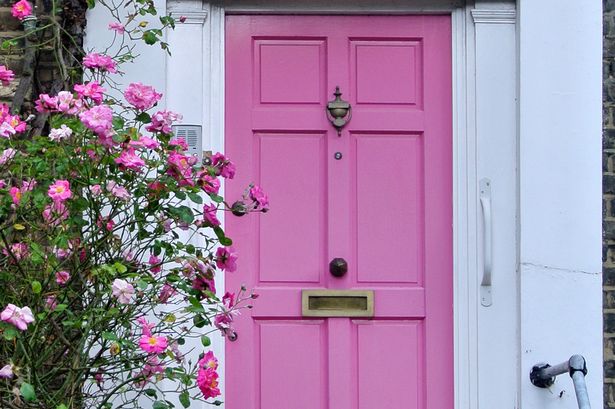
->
[529,355,590,409]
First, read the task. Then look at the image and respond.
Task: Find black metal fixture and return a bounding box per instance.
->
[326,86,352,136]
[329,258,348,278]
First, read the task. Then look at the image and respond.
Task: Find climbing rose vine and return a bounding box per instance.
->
[0,0,267,408]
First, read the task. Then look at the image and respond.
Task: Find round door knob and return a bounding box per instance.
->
[329,258,348,278]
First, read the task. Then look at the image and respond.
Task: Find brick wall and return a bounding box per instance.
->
[0,0,26,105]
[0,0,87,114]
[606,1,615,407]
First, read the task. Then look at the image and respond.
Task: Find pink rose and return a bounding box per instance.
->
[0,364,14,379]
[74,81,105,104]
[0,148,16,165]
[114,149,145,171]
[11,0,32,21]
[108,22,125,34]
[215,246,237,272]
[203,203,220,227]
[139,335,168,354]
[124,82,162,111]
[106,180,130,200]
[197,366,221,399]
[146,110,182,134]
[211,152,236,179]
[90,184,102,196]
[158,283,176,303]
[48,180,72,202]
[148,254,162,273]
[35,94,58,113]
[111,278,134,304]
[55,270,70,285]
[79,104,113,136]
[250,185,269,209]
[83,53,117,73]
[1,304,34,331]
[9,186,21,205]
[0,66,15,86]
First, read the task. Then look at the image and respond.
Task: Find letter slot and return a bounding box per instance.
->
[302,290,374,318]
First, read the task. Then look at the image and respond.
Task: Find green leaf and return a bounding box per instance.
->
[86,0,95,8]
[113,262,128,274]
[153,401,169,409]
[193,314,207,328]
[31,280,42,294]
[143,31,159,45]
[113,117,126,129]
[144,389,158,398]
[102,331,118,341]
[20,383,36,402]
[54,304,67,313]
[135,112,151,124]
[171,205,194,224]
[219,236,233,246]
[174,191,186,201]
[3,327,17,341]
[200,335,211,347]
[210,194,224,203]
[187,192,203,204]
[179,391,190,408]
[56,405,68,409]
[136,279,148,290]
[213,226,233,246]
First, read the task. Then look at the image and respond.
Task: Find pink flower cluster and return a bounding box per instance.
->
[215,246,237,272]
[197,351,221,399]
[146,110,181,134]
[167,151,198,187]
[1,304,34,331]
[108,22,125,34]
[35,91,85,115]
[0,103,26,138]
[137,317,168,355]
[115,149,145,172]
[214,291,238,335]
[211,153,236,179]
[43,200,69,226]
[79,104,114,138]
[124,82,162,111]
[0,148,16,165]
[202,203,220,227]
[0,66,14,86]
[74,81,105,104]
[2,242,29,261]
[11,0,32,20]
[8,179,36,206]
[83,53,117,73]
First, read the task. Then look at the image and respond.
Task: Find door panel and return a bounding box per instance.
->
[226,15,452,409]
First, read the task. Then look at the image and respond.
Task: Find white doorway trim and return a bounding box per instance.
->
[164,1,518,408]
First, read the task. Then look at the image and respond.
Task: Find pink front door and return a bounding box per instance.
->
[226,15,452,409]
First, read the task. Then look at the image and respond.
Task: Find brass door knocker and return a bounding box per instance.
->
[326,86,352,136]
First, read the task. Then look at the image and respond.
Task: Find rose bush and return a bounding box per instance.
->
[0,1,266,408]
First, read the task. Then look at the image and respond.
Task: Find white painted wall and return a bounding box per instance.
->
[518,0,603,408]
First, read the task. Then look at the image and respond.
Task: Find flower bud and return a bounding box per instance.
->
[230,200,248,217]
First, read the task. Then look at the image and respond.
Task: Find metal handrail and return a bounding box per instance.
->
[530,355,590,409]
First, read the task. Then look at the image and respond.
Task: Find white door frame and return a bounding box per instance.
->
[164,1,519,408]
